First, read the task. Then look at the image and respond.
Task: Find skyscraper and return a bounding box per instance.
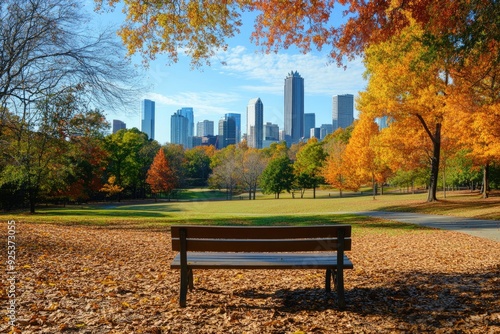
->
[332,94,354,130]
[178,107,194,148]
[218,116,236,149]
[171,111,189,148]
[196,120,214,137]
[225,113,241,143]
[246,98,264,149]
[284,71,304,145]
[141,99,155,139]
[112,119,126,134]
[304,113,315,139]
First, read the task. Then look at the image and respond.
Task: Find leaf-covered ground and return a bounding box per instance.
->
[1,223,499,333]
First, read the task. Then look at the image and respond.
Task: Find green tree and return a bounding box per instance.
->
[293,138,326,198]
[103,128,150,199]
[184,146,214,187]
[260,155,294,199]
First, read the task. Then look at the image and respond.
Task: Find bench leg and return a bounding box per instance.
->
[180,268,195,307]
[188,268,194,291]
[336,268,345,310]
[325,268,333,292]
[180,267,190,307]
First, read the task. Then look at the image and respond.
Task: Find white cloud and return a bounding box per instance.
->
[214,46,367,96]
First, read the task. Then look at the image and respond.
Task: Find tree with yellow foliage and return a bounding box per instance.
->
[342,113,392,199]
[359,19,450,201]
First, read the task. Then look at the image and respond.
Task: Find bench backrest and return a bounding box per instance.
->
[171,225,351,253]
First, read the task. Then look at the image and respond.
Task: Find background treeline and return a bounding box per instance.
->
[1,119,498,212]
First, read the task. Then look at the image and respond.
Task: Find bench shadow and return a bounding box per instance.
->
[194,266,499,329]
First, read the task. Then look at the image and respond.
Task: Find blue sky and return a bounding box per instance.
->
[87,2,367,145]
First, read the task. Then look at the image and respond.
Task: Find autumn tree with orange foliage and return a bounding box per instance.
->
[146,149,176,201]
[342,113,392,199]
[322,129,358,197]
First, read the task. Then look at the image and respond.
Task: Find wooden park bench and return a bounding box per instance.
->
[170,225,353,308]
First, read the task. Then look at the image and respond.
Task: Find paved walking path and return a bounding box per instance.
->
[355,211,500,242]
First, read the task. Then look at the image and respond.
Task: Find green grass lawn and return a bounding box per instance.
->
[3,190,498,233]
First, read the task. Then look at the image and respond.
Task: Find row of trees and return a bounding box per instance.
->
[1,116,498,212]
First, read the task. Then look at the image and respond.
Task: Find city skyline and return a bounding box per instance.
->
[117,88,356,147]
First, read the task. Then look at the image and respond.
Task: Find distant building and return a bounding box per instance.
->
[320,124,333,140]
[178,107,194,148]
[264,122,280,141]
[262,122,279,148]
[112,119,126,134]
[218,116,236,149]
[225,113,241,143]
[284,71,304,145]
[202,135,218,147]
[304,113,315,139]
[141,99,155,139]
[310,127,321,139]
[196,120,214,137]
[332,94,354,130]
[171,111,189,148]
[247,98,264,149]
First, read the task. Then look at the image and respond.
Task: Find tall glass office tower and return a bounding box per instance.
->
[141,99,155,139]
[246,98,264,149]
[218,116,236,149]
[284,71,304,145]
[171,111,189,148]
[332,94,354,130]
[178,107,194,148]
[225,113,241,143]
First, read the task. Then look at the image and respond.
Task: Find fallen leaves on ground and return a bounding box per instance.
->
[0,223,499,333]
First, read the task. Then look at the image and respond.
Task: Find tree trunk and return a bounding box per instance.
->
[372,174,376,200]
[427,123,441,202]
[482,163,489,199]
[29,187,37,214]
[416,114,441,202]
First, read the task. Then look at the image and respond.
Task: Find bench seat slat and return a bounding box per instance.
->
[171,252,354,270]
[172,238,351,252]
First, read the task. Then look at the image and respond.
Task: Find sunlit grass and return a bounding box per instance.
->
[4,190,498,230]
